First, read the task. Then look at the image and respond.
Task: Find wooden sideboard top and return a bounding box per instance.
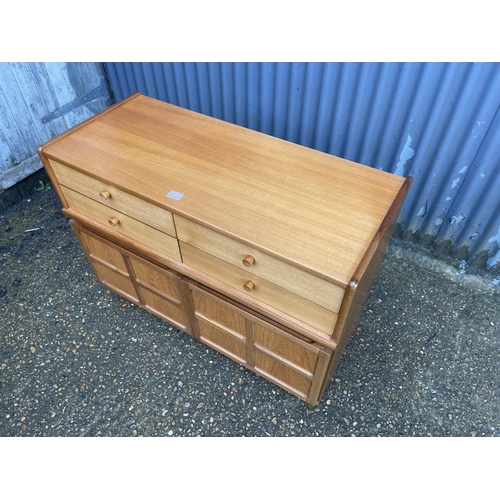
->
[40,93,409,286]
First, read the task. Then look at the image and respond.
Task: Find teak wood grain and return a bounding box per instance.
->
[72,222,192,335]
[40,93,406,286]
[188,282,332,404]
[64,206,337,346]
[129,255,182,302]
[60,185,181,261]
[175,215,344,313]
[180,241,338,336]
[41,93,412,405]
[50,158,177,236]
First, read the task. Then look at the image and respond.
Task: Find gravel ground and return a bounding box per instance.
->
[1,182,500,437]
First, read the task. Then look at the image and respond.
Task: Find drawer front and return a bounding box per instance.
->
[181,242,338,336]
[50,159,176,237]
[175,216,344,313]
[62,186,181,261]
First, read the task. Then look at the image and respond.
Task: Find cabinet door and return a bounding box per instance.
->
[72,222,192,335]
[189,284,248,364]
[127,254,192,333]
[188,283,332,405]
[73,222,140,303]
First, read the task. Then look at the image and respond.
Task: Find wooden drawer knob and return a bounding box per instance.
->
[108,217,120,227]
[242,255,255,267]
[99,190,111,200]
[243,280,255,292]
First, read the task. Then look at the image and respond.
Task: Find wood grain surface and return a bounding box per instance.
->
[50,158,177,236]
[41,94,407,285]
[180,242,338,335]
[175,215,344,312]
[60,185,181,261]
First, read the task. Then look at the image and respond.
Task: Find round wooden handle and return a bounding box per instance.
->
[242,255,255,267]
[243,280,255,292]
[99,190,111,200]
[108,217,120,227]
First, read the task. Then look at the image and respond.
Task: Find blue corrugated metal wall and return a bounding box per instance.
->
[103,62,500,271]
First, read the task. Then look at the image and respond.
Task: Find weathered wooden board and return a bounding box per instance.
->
[0,62,109,189]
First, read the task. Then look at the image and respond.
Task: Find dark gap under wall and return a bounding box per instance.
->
[0,168,51,215]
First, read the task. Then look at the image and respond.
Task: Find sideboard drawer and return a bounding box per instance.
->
[180,242,338,336]
[61,185,181,261]
[49,159,176,236]
[175,216,345,313]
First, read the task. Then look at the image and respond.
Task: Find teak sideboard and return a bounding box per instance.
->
[38,93,411,405]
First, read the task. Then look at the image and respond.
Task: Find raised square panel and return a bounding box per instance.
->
[129,256,181,302]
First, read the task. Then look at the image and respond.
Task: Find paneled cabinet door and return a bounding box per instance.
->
[188,283,333,405]
[71,222,193,335]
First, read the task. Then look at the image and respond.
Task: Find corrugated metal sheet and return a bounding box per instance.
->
[104,62,500,271]
[0,62,110,190]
